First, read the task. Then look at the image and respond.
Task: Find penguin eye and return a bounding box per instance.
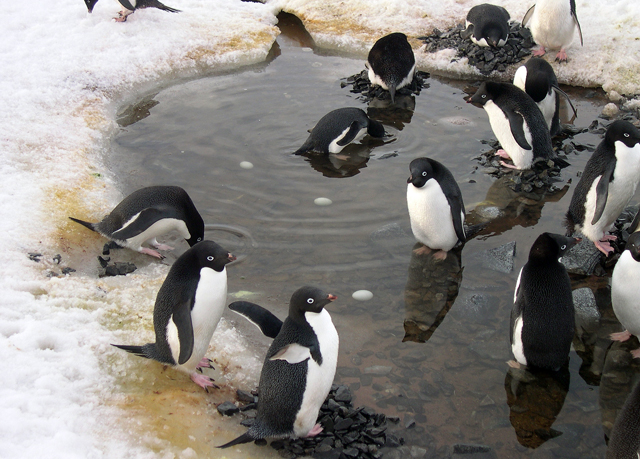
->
[307,298,315,304]
[624,133,630,138]
[422,171,427,177]
[561,245,567,250]
[207,256,214,261]
[197,237,202,242]
[481,94,487,99]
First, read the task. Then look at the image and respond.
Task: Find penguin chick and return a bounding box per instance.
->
[218,286,338,448]
[510,233,580,371]
[84,0,180,22]
[112,240,235,390]
[294,108,385,155]
[461,3,511,48]
[69,185,204,259]
[565,120,640,255]
[366,33,416,103]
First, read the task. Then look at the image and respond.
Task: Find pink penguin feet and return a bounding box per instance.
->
[190,372,219,391]
[305,424,324,437]
[533,46,546,57]
[555,49,569,62]
[595,234,617,256]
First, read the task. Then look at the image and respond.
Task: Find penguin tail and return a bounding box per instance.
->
[69,217,97,233]
[217,432,255,449]
[111,343,152,359]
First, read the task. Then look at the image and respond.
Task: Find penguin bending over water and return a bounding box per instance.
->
[218,286,339,448]
[565,120,640,255]
[407,157,465,260]
[366,33,416,104]
[112,241,235,389]
[84,0,180,22]
[294,108,385,155]
[69,185,204,259]
[461,3,511,48]
[468,81,555,170]
[510,233,580,371]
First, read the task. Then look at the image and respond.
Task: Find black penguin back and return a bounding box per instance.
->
[466,4,510,47]
[606,379,640,459]
[367,33,415,88]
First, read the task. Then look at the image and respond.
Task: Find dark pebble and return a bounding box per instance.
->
[237,389,255,403]
[217,401,239,416]
[28,252,42,262]
[61,267,76,275]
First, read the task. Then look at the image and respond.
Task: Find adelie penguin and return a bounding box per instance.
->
[565,120,640,255]
[513,57,577,137]
[84,0,180,22]
[510,232,580,371]
[461,3,511,48]
[366,33,416,104]
[407,157,466,260]
[294,107,385,155]
[606,379,640,459]
[468,81,556,170]
[218,286,339,448]
[112,240,235,389]
[69,185,204,259]
[523,0,583,62]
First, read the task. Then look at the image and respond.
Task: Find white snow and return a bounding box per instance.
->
[1,0,639,456]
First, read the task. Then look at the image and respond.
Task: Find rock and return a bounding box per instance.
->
[561,239,604,276]
[100,261,137,277]
[479,241,516,273]
[602,103,620,118]
[451,443,497,459]
[370,223,407,241]
[572,288,600,331]
[217,401,239,416]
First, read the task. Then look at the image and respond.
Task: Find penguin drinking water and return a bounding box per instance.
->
[218,286,339,448]
[112,240,235,390]
[510,232,580,371]
[461,3,511,48]
[84,0,180,22]
[565,120,640,255]
[294,107,385,156]
[513,57,577,137]
[69,185,204,259]
[366,33,416,104]
[468,81,556,170]
[407,157,466,260]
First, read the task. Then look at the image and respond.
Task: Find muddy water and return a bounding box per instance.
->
[109,13,639,459]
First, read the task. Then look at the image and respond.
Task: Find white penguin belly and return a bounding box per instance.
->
[367,65,388,90]
[511,315,527,366]
[328,126,367,154]
[538,92,556,131]
[612,251,640,336]
[407,180,460,251]
[484,100,533,169]
[293,309,339,437]
[118,216,190,250]
[530,0,575,50]
[396,63,416,91]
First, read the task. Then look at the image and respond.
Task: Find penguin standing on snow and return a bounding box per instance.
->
[468,81,555,170]
[461,3,511,48]
[513,57,577,137]
[610,210,640,358]
[112,240,235,390]
[407,157,466,260]
[218,286,339,448]
[294,107,385,155]
[522,0,583,62]
[84,0,180,22]
[606,379,640,459]
[565,120,640,255]
[366,33,416,104]
[510,232,580,371]
[69,185,204,259]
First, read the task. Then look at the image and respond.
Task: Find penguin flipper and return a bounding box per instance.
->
[552,85,578,119]
[510,268,525,346]
[269,343,312,364]
[336,120,365,147]
[446,195,466,243]
[460,24,474,40]
[112,343,152,359]
[592,163,615,225]
[111,206,177,240]
[228,301,283,339]
[69,217,98,233]
[522,4,535,27]
[148,0,181,12]
[505,108,532,150]
[570,0,583,46]
[118,0,136,11]
[171,302,195,365]
[217,432,255,449]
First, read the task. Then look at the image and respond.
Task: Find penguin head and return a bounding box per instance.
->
[626,232,640,262]
[84,0,99,12]
[408,157,435,188]
[529,233,581,261]
[289,286,336,317]
[185,213,206,247]
[482,26,503,48]
[605,120,640,150]
[367,118,386,138]
[192,240,236,272]
[467,82,498,107]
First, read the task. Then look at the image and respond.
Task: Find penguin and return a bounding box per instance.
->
[510,232,580,371]
[522,0,583,62]
[69,185,204,259]
[467,81,556,170]
[606,379,640,459]
[461,3,511,48]
[565,120,640,255]
[407,157,466,260]
[366,33,416,103]
[84,0,180,22]
[294,107,385,155]
[610,210,640,358]
[218,286,339,448]
[513,57,578,137]
[112,240,235,389]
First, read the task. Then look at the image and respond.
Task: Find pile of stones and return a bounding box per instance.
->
[340,70,430,103]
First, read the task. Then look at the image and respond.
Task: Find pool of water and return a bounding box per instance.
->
[108,13,640,459]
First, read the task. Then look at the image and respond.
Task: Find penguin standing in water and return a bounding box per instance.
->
[112,240,235,389]
[366,33,416,103]
[513,57,578,137]
[610,210,640,358]
[510,232,580,371]
[84,0,180,22]
[407,157,466,260]
[468,81,555,170]
[294,107,385,155]
[606,379,640,459]
[565,120,640,255]
[522,0,583,62]
[218,286,339,448]
[69,186,204,259]
[461,3,511,48]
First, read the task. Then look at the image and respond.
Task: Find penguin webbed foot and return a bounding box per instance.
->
[495,149,511,160]
[413,245,433,256]
[196,357,214,370]
[507,360,522,369]
[191,372,219,390]
[594,239,614,256]
[631,348,640,359]
[114,10,131,22]
[555,49,568,63]
[139,247,165,259]
[150,238,174,251]
[304,423,324,437]
[499,160,519,170]
[610,330,632,342]
[532,46,546,57]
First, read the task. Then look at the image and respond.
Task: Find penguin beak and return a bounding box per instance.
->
[227,253,236,262]
[407,175,412,184]
[327,294,337,301]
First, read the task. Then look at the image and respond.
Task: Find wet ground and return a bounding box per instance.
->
[107,12,640,459]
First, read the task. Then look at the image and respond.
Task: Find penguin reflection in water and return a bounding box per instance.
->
[219,286,339,448]
[510,233,580,371]
[407,157,466,260]
[84,0,180,22]
[366,33,416,104]
[112,241,235,389]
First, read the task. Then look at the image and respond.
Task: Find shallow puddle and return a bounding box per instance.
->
[107,12,640,459]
